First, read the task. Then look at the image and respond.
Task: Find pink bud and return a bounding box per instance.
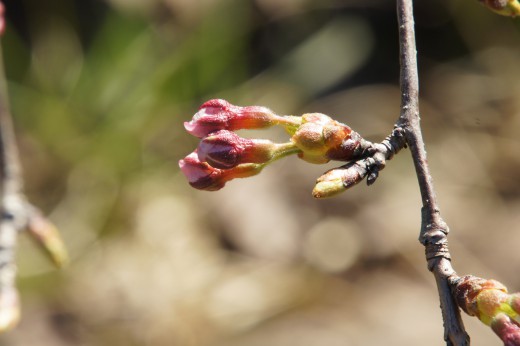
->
[491,313,520,346]
[197,130,275,169]
[510,294,520,314]
[184,99,278,138]
[179,151,226,191]
[179,151,264,191]
[0,2,5,36]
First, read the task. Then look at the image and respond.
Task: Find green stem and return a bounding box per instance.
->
[270,142,301,162]
[274,115,302,135]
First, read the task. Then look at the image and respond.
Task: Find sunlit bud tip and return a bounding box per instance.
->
[27,214,69,268]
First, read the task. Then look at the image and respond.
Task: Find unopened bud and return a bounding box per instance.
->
[27,212,69,268]
[455,276,508,319]
[476,288,511,325]
[184,99,281,138]
[510,294,520,315]
[179,151,226,190]
[312,163,366,198]
[491,313,520,346]
[291,113,361,164]
[0,3,5,36]
[0,1,6,36]
[197,130,277,169]
[479,0,520,17]
[179,151,263,191]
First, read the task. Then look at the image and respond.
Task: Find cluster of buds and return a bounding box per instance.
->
[455,276,520,345]
[479,0,520,16]
[179,99,370,195]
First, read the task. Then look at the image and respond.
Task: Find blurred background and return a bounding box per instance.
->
[1,0,520,345]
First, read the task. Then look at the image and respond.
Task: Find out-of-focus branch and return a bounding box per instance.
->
[395,1,469,345]
[0,3,68,332]
[0,36,26,335]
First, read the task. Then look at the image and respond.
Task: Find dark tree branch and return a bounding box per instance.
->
[395,1,469,345]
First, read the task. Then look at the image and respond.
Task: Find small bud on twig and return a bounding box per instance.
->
[179,151,264,191]
[26,212,69,268]
[184,99,300,138]
[291,113,361,164]
[491,314,520,346]
[454,275,520,344]
[312,162,367,198]
[197,130,284,169]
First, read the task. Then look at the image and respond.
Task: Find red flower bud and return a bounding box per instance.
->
[184,99,279,138]
[291,113,361,164]
[491,313,520,346]
[179,151,226,191]
[179,151,264,191]
[0,3,5,36]
[197,130,276,169]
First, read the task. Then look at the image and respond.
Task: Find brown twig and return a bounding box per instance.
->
[395,1,470,345]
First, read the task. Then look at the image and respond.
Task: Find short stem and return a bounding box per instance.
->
[274,115,303,134]
[271,142,301,162]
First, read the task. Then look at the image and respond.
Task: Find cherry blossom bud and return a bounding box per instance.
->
[454,275,520,344]
[455,276,508,321]
[27,212,69,268]
[291,113,361,164]
[184,99,282,138]
[312,163,366,198]
[179,151,226,190]
[0,3,5,36]
[197,130,277,169]
[479,0,520,16]
[510,294,520,315]
[179,151,263,191]
[491,313,520,346]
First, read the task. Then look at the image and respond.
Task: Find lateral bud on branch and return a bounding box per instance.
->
[454,275,520,345]
[312,162,367,198]
[26,211,69,268]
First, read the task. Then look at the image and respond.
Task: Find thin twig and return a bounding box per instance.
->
[0,8,67,330]
[0,41,25,330]
[395,1,469,345]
